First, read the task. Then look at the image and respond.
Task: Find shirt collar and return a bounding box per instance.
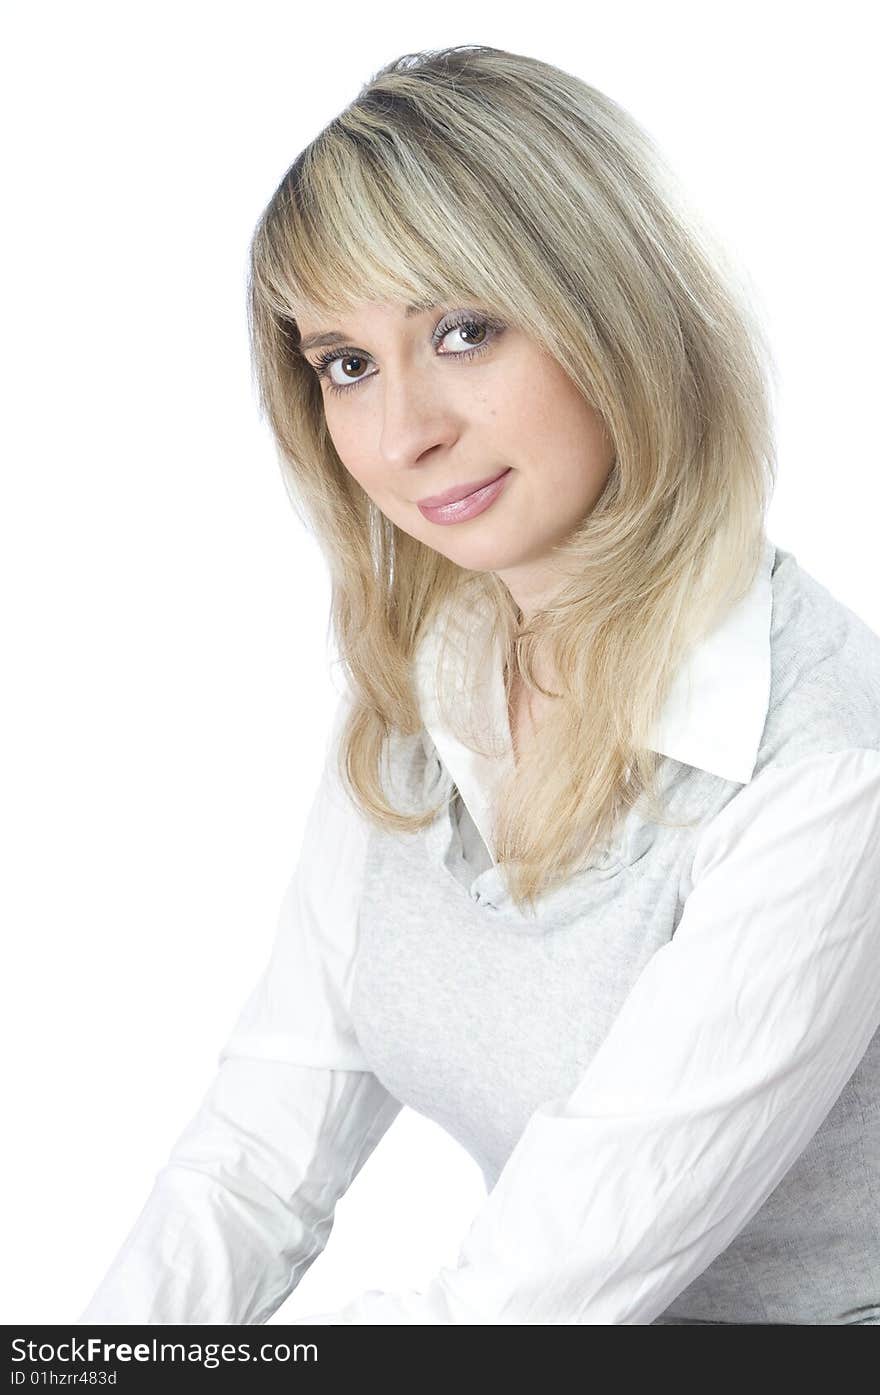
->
[415,536,775,859]
[649,534,775,785]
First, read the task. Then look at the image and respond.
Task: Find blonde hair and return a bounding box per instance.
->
[247,43,777,915]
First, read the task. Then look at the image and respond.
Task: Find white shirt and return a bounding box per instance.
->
[78,538,880,1324]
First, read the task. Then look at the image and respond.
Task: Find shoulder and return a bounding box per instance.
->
[677,550,880,891]
[755,545,880,775]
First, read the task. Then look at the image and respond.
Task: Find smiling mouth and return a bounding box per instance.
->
[416,467,511,508]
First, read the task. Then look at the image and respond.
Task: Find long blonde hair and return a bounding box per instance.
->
[247,44,777,914]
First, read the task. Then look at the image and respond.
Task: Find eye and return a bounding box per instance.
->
[308,311,506,397]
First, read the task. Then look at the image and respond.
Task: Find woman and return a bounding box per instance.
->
[78,44,880,1325]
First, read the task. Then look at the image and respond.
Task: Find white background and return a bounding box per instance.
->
[2,0,877,1324]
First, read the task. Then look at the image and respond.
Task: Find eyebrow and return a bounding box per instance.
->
[297,302,436,354]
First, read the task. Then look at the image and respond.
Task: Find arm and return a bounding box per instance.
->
[295,745,880,1324]
[77,688,402,1325]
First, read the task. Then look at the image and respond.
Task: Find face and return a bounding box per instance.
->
[295,299,616,617]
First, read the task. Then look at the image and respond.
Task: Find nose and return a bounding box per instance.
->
[376,362,459,472]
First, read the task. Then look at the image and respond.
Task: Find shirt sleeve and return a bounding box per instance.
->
[76,686,403,1325]
[293,744,880,1324]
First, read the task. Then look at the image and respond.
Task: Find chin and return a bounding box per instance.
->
[442,539,533,574]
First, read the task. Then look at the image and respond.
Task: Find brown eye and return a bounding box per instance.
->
[311,311,504,397]
[339,354,368,380]
[457,321,487,346]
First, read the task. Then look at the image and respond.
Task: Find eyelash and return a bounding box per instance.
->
[309,312,505,397]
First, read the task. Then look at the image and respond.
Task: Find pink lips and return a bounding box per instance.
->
[416,467,513,526]
[417,467,511,509]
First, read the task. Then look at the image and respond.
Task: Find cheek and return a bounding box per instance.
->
[327,427,382,496]
[339,457,375,493]
[503,356,596,443]
[538,427,614,531]
[336,451,408,522]
[512,384,613,489]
